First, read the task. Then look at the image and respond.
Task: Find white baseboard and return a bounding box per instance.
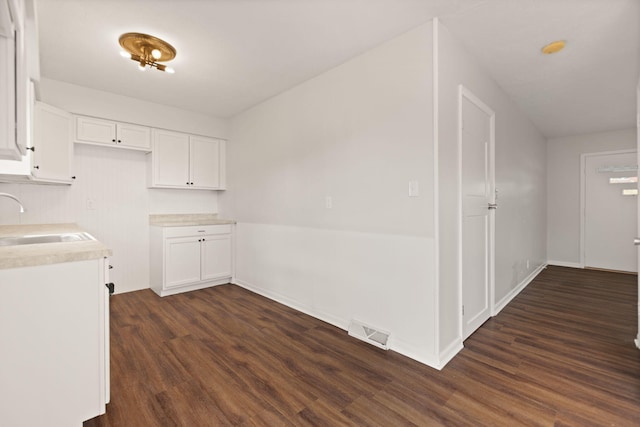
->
[437,338,464,370]
[493,263,547,315]
[232,277,442,370]
[152,277,232,297]
[390,341,439,369]
[232,278,347,331]
[547,260,583,269]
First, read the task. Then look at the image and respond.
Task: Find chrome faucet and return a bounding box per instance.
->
[0,193,25,213]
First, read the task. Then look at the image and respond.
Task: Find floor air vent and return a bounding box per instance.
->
[347,319,390,350]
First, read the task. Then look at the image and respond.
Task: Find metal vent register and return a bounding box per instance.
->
[348,319,390,350]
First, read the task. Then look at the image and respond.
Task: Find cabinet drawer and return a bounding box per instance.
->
[162,224,232,238]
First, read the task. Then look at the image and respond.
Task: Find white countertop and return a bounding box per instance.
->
[149,213,236,226]
[0,223,112,270]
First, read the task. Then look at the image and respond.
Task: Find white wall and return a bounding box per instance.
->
[220,23,439,365]
[436,20,548,361]
[547,128,636,267]
[222,19,549,369]
[0,80,228,294]
[39,78,229,138]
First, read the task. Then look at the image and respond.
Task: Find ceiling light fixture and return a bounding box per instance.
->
[541,40,566,55]
[119,32,176,73]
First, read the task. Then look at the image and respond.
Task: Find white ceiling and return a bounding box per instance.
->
[36,0,639,138]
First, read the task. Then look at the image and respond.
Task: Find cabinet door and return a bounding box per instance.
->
[13,0,27,158]
[152,129,190,187]
[190,135,220,189]
[0,259,106,426]
[102,258,110,406]
[201,234,232,281]
[76,116,116,145]
[32,102,73,183]
[0,1,17,160]
[165,236,201,288]
[116,122,151,150]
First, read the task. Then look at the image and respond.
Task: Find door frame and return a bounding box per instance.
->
[636,81,640,349]
[579,149,637,270]
[457,85,496,340]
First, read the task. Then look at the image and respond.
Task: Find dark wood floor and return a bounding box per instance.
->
[84,266,640,426]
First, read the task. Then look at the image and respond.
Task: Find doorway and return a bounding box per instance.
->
[459,86,496,340]
[581,150,637,273]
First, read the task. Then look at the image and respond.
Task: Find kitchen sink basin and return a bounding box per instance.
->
[0,232,96,247]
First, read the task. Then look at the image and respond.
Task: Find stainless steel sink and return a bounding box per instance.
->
[0,232,96,247]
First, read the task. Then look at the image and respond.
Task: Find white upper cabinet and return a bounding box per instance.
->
[75,115,151,151]
[151,129,190,187]
[32,102,73,183]
[149,129,226,190]
[117,122,151,149]
[0,0,34,160]
[0,0,17,160]
[0,100,73,184]
[190,135,221,189]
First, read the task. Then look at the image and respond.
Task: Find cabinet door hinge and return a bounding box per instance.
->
[462,305,465,316]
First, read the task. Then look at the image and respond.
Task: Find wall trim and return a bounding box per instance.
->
[232,277,441,370]
[432,17,441,362]
[493,263,547,315]
[232,278,347,331]
[437,338,463,370]
[547,260,583,269]
[390,341,439,370]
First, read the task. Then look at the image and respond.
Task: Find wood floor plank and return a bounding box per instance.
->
[164,335,269,424]
[85,266,640,426]
[155,381,232,427]
[294,398,360,427]
[238,405,296,427]
[341,395,420,427]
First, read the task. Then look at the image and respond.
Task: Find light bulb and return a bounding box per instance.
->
[165,67,175,74]
[120,51,131,59]
[151,48,161,59]
[138,63,146,71]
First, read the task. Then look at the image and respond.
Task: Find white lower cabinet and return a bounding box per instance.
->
[201,235,233,281]
[151,224,233,297]
[0,257,110,427]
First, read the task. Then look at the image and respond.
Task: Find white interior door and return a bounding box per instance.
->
[584,151,637,273]
[460,87,495,340]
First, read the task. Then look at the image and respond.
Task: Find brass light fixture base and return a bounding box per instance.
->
[119,32,176,72]
[541,40,566,55]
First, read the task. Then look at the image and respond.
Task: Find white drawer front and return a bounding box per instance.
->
[162,224,232,238]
